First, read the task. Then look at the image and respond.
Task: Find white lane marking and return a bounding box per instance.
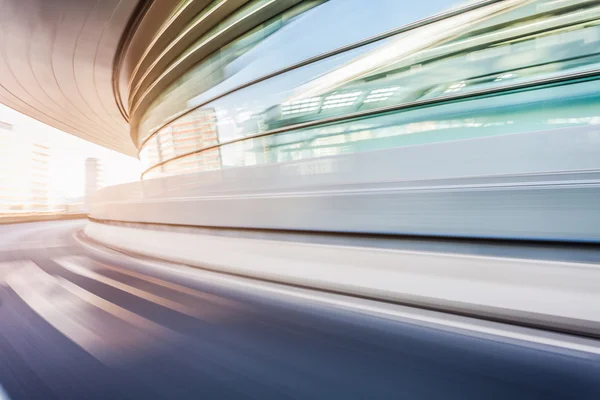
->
[75,232,600,356]
[5,261,167,363]
[82,257,239,308]
[0,261,27,285]
[56,278,167,336]
[0,384,11,400]
[55,257,210,319]
[0,261,27,270]
[6,263,107,357]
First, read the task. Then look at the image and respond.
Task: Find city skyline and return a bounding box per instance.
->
[0,121,51,212]
[0,104,141,205]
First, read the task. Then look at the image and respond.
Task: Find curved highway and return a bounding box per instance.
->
[1,220,599,399]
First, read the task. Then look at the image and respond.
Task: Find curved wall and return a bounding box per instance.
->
[89,0,600,242]
[132,0,600,179]
[91,123,600,242]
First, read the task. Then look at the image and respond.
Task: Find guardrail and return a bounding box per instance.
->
[83,218,600,338]
[91,125,600,242]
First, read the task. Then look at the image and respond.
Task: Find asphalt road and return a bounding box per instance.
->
[0,220,599,399]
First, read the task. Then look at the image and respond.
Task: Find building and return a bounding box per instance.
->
[29,143,51,211]
[84,158,103,212]
[0,121,51,213]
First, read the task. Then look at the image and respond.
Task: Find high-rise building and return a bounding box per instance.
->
[29,143,50,210]
[0,121,51,213]
[84,157,103,212]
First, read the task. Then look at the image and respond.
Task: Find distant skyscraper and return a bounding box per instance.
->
[29,143,50,210]
[0,121,51,213]
[84,158,103,212]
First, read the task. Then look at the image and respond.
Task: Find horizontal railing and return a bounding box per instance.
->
[92,124,600,243]
[83,216,600,338]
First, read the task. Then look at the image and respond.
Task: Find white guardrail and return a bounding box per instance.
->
[84,219,600,337]
[92,125,600,241]
[86,124,600,336]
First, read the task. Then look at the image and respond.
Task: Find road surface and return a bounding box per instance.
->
[0,220,599,399]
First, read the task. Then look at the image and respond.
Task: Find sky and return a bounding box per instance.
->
[0,104,141,202]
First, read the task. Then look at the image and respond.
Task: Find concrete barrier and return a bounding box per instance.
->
[91,126,600,242]
[84,220,600,337]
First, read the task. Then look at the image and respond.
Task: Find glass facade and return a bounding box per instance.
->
[138,0,600,179]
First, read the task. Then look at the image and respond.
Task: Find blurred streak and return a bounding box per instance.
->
[54,257,240,321]
[84,220,600,338]
[55,257,237,321]
[1,221,600,398]
[4,261,167,364]
[80,257,242,309]
[102,244,600,356]
[0,385,11,400]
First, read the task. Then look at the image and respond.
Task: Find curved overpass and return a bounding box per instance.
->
[2,0,600,331]
[0,0,141,155]
[2,1,600,398]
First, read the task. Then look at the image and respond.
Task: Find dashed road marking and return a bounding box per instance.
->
[55,257,209,319]
[0,261,28,285]
[4,261,168,363]
[56,277,167,335]
[81,257,238,307]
